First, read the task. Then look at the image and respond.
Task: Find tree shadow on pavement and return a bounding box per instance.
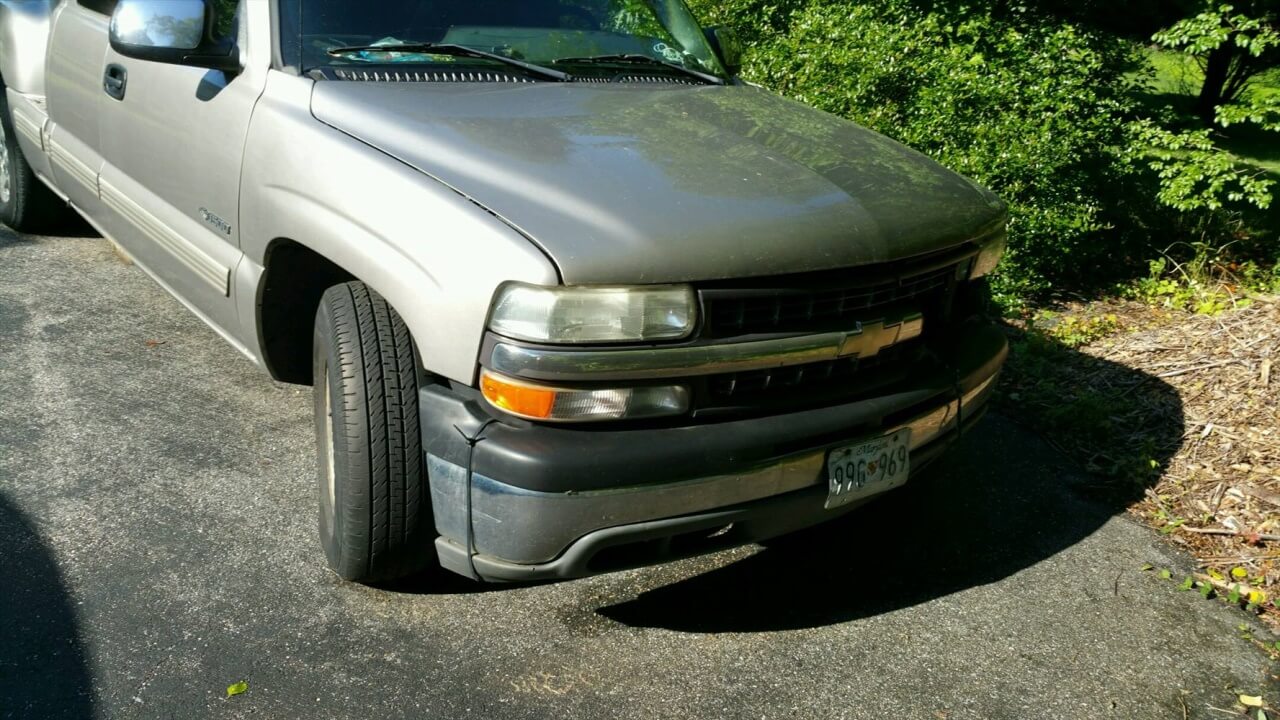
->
[598,351,1184,633]
[0,493,95,719]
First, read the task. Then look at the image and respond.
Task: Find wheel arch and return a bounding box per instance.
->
[255,237,447,388]
[256,238,355,385]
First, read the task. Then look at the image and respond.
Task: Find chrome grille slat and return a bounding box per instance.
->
[702,264,956,337]
[691,255,970,409]
[705,345,912,403]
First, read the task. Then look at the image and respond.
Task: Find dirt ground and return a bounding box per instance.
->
[1003,294,1280,632]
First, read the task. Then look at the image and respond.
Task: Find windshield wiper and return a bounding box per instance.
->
[551,54,724,85]
[327,43,571,82]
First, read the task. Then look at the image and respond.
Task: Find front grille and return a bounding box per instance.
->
[689,247,977,414]
[696,342,923,415]
[701,263,956,337]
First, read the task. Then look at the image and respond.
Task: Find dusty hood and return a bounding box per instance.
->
[310,81,1006,284]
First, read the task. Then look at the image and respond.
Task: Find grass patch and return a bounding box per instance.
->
[1220,62,1280,175]
[1146,48,1203,96]
[1144,48,1280,103]
[1142,48,1280,174]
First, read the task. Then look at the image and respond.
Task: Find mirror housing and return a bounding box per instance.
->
[703,26,743,77]
[109,0,241,74]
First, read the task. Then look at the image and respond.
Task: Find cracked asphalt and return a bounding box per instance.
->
[1,228,1277,720]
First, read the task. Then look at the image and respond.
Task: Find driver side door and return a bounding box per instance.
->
[94,0,267,348]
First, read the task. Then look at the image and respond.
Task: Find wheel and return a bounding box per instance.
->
[313,281,432,583]
[0,84,62,233]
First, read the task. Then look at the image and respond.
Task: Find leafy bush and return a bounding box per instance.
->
[683,0,805,43]
[1127,119,1274,211]
[687,0,1158,304]
[685,0,1278,308]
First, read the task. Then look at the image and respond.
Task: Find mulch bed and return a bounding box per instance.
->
[1001,295,1280,622]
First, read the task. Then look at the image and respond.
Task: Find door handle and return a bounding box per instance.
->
[103,64,128,101]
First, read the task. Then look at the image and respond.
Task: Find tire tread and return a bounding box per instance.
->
[315,281,429,583]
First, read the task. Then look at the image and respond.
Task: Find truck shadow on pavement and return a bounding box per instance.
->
[0,493,95,718]
[599,354,1185,633]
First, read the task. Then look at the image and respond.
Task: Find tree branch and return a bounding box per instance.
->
[1182,526,1280,542]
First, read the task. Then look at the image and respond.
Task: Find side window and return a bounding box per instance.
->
[78,0,119,15]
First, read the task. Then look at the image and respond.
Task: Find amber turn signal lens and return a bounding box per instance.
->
[479,370,690,423]
[481,371,557,420]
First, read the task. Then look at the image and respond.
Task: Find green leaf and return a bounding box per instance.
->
[1160,569,1173,580]
[1229,586,1242,604]
[1141,563,1154,571]
[1180,576,1195,591]
[1233,567,1249,579]
[1200,583,1214,599]
[226,681,248,698]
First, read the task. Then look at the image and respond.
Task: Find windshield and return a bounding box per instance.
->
[278,0,726,79]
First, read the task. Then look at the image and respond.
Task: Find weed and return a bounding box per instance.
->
[1045,314,1124,347]
[1043,391,1124,443]
[1124,245,1280,314]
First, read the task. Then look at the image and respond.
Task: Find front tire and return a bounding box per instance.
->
[313,282,432,583]
[0,85,62,233]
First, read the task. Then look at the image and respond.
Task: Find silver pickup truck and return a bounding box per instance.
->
[0,0,1009,585]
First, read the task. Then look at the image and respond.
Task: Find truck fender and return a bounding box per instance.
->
[237,75,559,386]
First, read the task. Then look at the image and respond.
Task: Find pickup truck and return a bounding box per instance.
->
[0,0,1009,586]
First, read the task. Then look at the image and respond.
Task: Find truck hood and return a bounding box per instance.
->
[310,81,1006,284]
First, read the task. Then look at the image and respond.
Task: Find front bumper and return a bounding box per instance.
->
[421,319,1008,582]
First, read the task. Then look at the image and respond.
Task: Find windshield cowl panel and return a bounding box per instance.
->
[278,0,727,80]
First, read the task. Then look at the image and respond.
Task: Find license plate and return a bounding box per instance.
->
[825,429,912,509]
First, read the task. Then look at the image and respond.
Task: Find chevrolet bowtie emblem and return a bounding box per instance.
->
[838,313,925,359]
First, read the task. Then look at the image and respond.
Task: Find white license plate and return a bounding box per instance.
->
[825,429,912,509]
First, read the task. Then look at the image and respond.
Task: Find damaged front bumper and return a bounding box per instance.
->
[421,320,1008,582]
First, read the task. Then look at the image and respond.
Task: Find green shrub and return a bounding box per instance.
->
[687,0,1160,305]
[684,0,806,43]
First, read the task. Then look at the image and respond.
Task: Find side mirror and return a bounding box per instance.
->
[704,26,743,77]
[109,0,241,74]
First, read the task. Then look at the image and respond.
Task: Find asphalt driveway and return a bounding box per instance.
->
[1,228,1276,719]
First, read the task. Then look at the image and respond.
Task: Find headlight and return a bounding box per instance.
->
[970,230,1007,279]
[489,283,697,344]
[480,370,689,422]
